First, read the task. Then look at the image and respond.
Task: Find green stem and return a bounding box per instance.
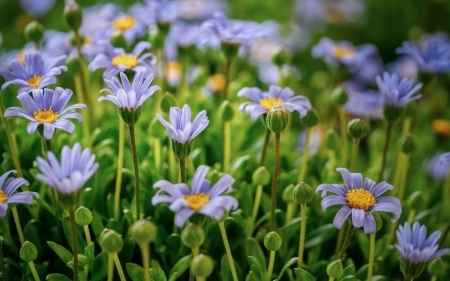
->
[329,278,335,281]
[140,242,152,281]
[260,126,271,167]
[0,93,23,177]
[223,59,232,101]
[219,221,238,281]
[285,203,296,225]
[267,251,275,281]
[107,253,114,281]
[440,221,450,245]
[113,252,127,281]
[297,128,311,184]
[338,107,348,167]
[84,225,91,245]
[397,154,410,201]
[169,140,176,182]
[338,223,355,259]
[328,150,336,182]
[179,159,186,183]
[154,138,161,175]
[367,233,376,281]
[349,138,359,172]
[250,184,263,234]
[114,120,125,221]
[197,277,206,281]
[69,209,79,281]
[270,133,281,231]
[11,206,25,245]
[73,74,91,145]
[278,66,284,87]
[443,172,450,211]
[430,276,437,281]
[402,117,412,135]
[0,225,6,281]
[190,247,200,281]
[128,125,141,220]
[335,221,346,259]
[297,203,307,268]
[407,210,416,225]
[404,277,414,281]
[379,123,393,182]
[392,153,405,197]
[223,121,230,172]
[29,261,41,281]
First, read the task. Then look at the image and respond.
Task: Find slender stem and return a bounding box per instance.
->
[397,154,411,201]
[338,107,348,167]
[219,221,238,281]
[114,120,125,221]
[297,128,311,184]
[128,126,141,220]
[260,127,271,167]
[197,277,206,281]
[29,261,41,281]
[154,138,161,175]
[350,138,359,172]
[250,184,263,234]
[140,242,152,281]
[169,140,176,182]
[69,209,79,281]
[379,123,393,182]
[11,206,25,245]
[270,133,281,231]
[278,66,284,87]
[285,203,296,225]
[402,117,412,135]
[441,221,450,245]
[367,233,376,281]
[335,221,346,259]
[430,276,437,281]
[267,251,275,281]
[223,59,232,101]
[407,210,416,225]
[84,225,92,245]
[223,121,230,172]
[0,93,23,177]
[73,74,91,144]
[113,252,127,281]
[329,278,335,281]
[107,253,114,281]
[392,153,405,197]
[328,150,336,182]
[190,247,200,281]
[338,223,355,259]
[297,203,307,268]
[179,159,186,183]
[0,226,6,281]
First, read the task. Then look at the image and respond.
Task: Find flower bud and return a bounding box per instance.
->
[406,191,424,210]
[66,55,81,74]
[218,100,234,122]
[190,254,214,277]
[160,92,178,114]
[24,21,45,44]
[272,48,291,67]
[400,258,427,280]
[75,206,92,226]
[301,109,319,128]
[427,258,448,277]
[383,105,403,124]
[149,117,166,138]
[118,107,142,126]
[282,184,295,203]
[266,104,289,134]
[20,241,38,262]
[398,133,417,154]
[172,139,194,160]
[99,228,124,253]
[110,31,128,50]
[64,0,82,31]
[330,86,348,106]
[264,231,282,251]
[324,129,339,150]
[131,219,158,245]
[372,212,383,232]
[326,259,344,278]
[347,118,368,139]
[181,223,205,249]
[293,182,313,204]
[252,167,270,186]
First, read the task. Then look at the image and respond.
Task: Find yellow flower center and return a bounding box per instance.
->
[183,192,210,212]
[112,54,139,68]
[26,76,43,88]
[18,50,25,64]
[113,17,136,31]
[432,119,450,136]
[345,188,376,211]
[259,98,284,111]
[33,106,59,124]
[208,74,226,92]
[84,36,92,45]
[165,61,182,80]
[0,190,8,204]
[333,46,355,59]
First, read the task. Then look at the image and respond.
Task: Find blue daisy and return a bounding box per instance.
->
[376,72,422,108]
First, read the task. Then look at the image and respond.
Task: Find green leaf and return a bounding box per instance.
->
[246,238,267,272]
[221,255,232,281]
[47,241,73,264]
[91,211,105,238]
[277,257,298,280]
[228,155,250,179]
[294,268,316,281]
[247,256,264,280]
[85,242,95,272]
[126,263,145,281]
[91,251,109,281]
[305,224,335,249]
[67,254,88,269]
[45,273,72,281]
[168,255,192,281]
[245,271,260,281]
[150,268,167,281]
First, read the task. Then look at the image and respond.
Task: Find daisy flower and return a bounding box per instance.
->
[376,72,422,108]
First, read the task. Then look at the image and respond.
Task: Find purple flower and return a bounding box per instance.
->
[343,82,383,119]
[425,153,450,182]
[152,165,238,227]
[376,72,422,108]
[36,143,99,195]
[0,170,39,218]
[316,168,402,234]
[132,0,188,26]
[178,0,228,21]
[4,88,86,140]
[156,104,209,144]
[396,222,449,263]
[387,56,419,80]
[238,85,312,121]
[20,0,55,17]
[89,41,156,79]
[99,71,160,110]
[439,152,450,166]
[0,50,67,93]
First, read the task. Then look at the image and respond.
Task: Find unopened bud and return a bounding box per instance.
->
[264,231,282,251]
[324,129,339,150]
[20,241,38,262]
[191,254,214,277]
[25,21,44,44]
[219,100,234,121]
[327,259,344,278]
[172,139,194,160]
[266,104,289,134]
[398,133,417,154]
[272,48,291,67]
[282,184,295,203]
[301,109,319,128]
[64,0,82,31]
[75,206,92,226]
[160,92,178,114]
[252,167,270,186]
[99,228,124,253]
[347,118,368,139]
[331,86,348,106]
[131,219,157,245]
[293,182,313,204]
[181,223,205,249]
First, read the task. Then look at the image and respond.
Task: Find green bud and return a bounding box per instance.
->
[282,184,295,203]
[110,31,128,50]
[272,48,291,67]
[75,206,92,226]
[266,104,289,134]
[427,258,448,277]
[160,92,178,114]
[324,129,339,150]
[293,182,314,204]
[347,118,368,139]
[218,100,234,121]
[20,241,38,262]
[118,107,142,126]
[65,56,81,74]
[398,133,417,154]
[372,212,383,232]
[172,139,194,160]
[24,21,45,44]
[181,223,205,249]
[264,231,282,251]
[99,228,124,253]
[64,0,82,31]
[149,117,166,138]
[221,42,240,58]
[331,86,348,106]
[130,219,158,245]
[383,105,403,124]
[406,191,425,210]
[301,109,319,128]
[400,258,427,280]
[190,254,214,277]
[252,167,270,186]
[327,259,344,278]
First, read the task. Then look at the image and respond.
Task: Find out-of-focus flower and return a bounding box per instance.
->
[206,73,226,93]
[388,56,419,80]
[349,55,383,85]
[297,124,323,154]
[0,51,67,93]
[165,61,182,87]
[316,168,401,234]
[425,153,450,182]
[376,72,422,108]
[343,82,383,119]
[89,41,155,78]
[238,85,311,120]
[152,165,238,227]
[397,33,450,74]
[0,42,35,68]
[4,88,86,140]
[0,170,39,218]
[132,0,189,26]
[20,0,55,17]
[110,12,147,45]
[164,22,202,60]
[178,0,227,21]
[432,119,450,136]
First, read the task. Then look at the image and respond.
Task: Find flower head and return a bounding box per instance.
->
[0,170,39,218]
[238,85,311,121]
[4,88,86,140]
[89,41,155,79]
[343,82,383,119]
[376,72,422,108]
[156,104,209,144]
[20,0,55,17]
[0,50,67,93]
[316,168,402,234]
[425,153,450,182]
[36,143,99,195]
[152,165,238,227]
